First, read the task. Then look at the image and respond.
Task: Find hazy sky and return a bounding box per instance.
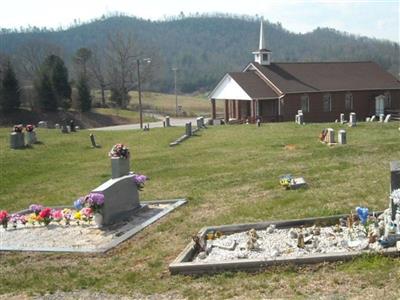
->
[1,0,399,42]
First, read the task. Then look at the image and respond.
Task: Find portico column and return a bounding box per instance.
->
[233,100,237,118]
[237,101,242,120]
[211,98,216,119]
[224,100,229,123]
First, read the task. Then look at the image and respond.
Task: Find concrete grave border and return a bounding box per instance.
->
[1,199,186,254]
[169,212,399,275]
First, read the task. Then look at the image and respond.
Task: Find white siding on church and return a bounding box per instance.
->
[209,74,252,101]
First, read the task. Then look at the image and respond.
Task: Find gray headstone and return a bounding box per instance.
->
[390,161,400,221]
[26,131,37,146]
[10,132,25,149]
[111,157,130,179]
[370,115,376,122]
[90,134,100,148]
[326,128,335,144]
[379,114,385,122]
[185,122,192,136]
[213,119,222,125]
[55,123,60,129]
[340,113,345,124]
[349,112,356,127]
[61,125,69,133]
[165,116,171,127]
[196,117,203,128]
[338,129,346,145]
[366,117,371,122]
[91,174,140,225]
[384,114,391,123]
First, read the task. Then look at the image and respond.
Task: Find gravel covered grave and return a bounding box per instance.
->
[194,223,384,262]
[0,201,184,253]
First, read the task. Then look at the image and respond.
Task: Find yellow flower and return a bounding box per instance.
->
[74,211,82,220]
[27,213,37,224]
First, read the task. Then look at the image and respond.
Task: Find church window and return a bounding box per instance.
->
[323,94,332,112]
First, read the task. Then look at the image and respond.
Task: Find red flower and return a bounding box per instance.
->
[0,210,8,221]
[39,208,52,218]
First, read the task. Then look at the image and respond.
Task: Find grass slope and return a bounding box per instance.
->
[0,122,399,298]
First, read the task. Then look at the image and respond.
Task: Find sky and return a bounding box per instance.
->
[0,0,399,42]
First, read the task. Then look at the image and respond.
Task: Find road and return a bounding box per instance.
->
[92,117,199,131]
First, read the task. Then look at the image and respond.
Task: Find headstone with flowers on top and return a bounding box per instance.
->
[25,124,37,146]
[10,125,25,149]
[89,144,147,225]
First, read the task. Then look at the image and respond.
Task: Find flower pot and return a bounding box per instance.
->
[111,157,130,179]
[94,213,103,227]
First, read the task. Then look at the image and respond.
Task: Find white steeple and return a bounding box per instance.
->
[253,18,271,65]
[259,18,266,50]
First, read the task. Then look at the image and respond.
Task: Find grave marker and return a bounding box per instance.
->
[165,116,171,127]
[379,114,384,122]
[326,128,335,144]
[340,113,345,124]
[185,122,192,136]
[338,130,346,145]
[90,134,101,148]
[390,161,400,222]
[92,174,140,225]
[349,112,356,127]
[10,132,25,149]
[384,114,391,123]
[370,115,376,122]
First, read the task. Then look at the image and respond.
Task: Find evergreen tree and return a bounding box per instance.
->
[77,75,91,112]
[34,55,71,111]
[35,71,57,112]
[0,62,21,113]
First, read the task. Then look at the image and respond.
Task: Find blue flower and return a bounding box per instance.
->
[356,207,369,225]
[74,198,84,210]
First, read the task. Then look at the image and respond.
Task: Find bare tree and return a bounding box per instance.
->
[14,39,62,82]
[105,32,140,109]
[88,46,109,107]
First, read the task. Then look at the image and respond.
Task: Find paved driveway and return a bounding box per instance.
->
[92,117,199,131]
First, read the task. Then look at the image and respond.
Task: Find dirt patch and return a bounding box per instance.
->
[284,144,297,151]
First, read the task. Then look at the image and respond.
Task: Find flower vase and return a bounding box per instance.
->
[111,157,130,178]
[94,213,103,228]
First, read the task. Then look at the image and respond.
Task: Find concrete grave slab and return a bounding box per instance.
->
[0,199,186,254]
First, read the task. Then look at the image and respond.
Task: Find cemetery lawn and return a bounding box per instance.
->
[1,122,400,299]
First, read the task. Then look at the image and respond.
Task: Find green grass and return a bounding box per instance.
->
[1,121,400,298]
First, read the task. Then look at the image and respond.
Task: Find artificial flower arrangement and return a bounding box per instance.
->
[0,197,105,230]
[25,124,35,132]
[0,210,9,229]
[13,124,23,133]
[132,174,148,191]
[74,193,105,214]
[109,143,130,159]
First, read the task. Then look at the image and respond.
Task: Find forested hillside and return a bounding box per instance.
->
[0,14,399,93]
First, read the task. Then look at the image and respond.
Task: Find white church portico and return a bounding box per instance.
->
[209,19,282,123]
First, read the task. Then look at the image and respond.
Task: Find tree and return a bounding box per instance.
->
[34,55,71,112]
[0,61,21,113]
[77,75,91,112]
[106,32,139,109]
[35,72,57,111]
[73,47,92,79]
[88,46,109,107]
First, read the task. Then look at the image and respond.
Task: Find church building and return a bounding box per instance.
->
[209,20,400,123]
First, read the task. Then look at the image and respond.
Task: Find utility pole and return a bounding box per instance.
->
[137,58,151,129]
[137,59,143,129]
[172,67,178,116]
